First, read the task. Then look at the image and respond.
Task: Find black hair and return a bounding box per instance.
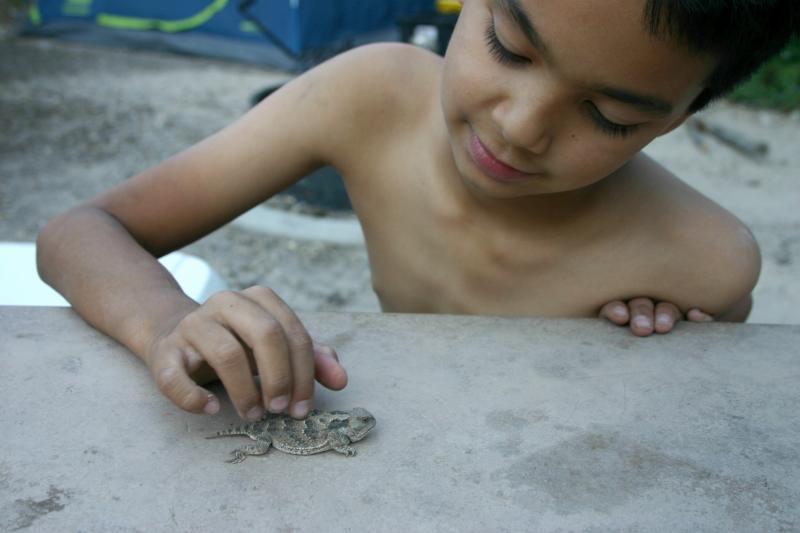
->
[643,0,799,111]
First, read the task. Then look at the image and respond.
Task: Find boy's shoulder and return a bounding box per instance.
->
[611,153,760,315]
[344,41,442,74]
[320,43,441,118]
[307,43,442,162]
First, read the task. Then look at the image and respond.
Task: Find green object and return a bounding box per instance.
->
[28,5,42,25]
[729,38,800,111]
[96,0,228,33]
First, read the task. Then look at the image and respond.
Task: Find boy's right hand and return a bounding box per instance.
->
[599,297,713,336]
[144,286,348,421]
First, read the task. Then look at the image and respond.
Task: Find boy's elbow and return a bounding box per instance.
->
[735,225,761,297]
[37,210,67,247]
[36,206,100,284]
[716,293,753,322]
[714,225,761,322]
[36,211,72,284]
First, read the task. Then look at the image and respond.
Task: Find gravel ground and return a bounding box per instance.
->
[1,32,798,323]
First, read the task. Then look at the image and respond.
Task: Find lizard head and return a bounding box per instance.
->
[345,408,376,441]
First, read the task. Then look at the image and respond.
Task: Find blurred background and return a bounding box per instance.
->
[1,0,798,323]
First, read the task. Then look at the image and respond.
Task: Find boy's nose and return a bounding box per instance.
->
[493,84,559,155]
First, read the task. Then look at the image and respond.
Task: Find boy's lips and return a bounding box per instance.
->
[467,131,534,183]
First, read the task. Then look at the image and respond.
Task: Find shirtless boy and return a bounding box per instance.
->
[37,0,798,421]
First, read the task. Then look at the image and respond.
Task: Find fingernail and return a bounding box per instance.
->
[268,395,289,413]
[291,400,311,419]
[245,405,264,421]
[613,307,626,318]
[633,317,651,329]
[656,314,671,327]
[204,396,220,415]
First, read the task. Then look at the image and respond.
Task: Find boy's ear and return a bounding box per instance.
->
[658,112,693,137]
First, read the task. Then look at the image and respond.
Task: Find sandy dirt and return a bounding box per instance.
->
[1,33,798,324]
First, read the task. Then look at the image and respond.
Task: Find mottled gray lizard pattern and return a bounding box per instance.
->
[207,407,376,463]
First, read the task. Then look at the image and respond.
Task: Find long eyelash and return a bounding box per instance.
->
[587,104,638,138]
[485,21,529,65]
[484,22,636,140]
[596,119,636,138]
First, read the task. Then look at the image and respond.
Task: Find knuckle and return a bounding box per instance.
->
[206,290,239,308]
[286,328,313,351]
[178,311,204,330]
[176,392,201,411]
[156,366,183,394]
[257,319,286,343]
[211,341,247,368]
[245,285,278,300]
[656,306,673,317]
[166,383,201,410]
[263,371,292,392]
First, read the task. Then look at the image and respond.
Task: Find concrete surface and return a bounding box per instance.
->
[1,306,799,532]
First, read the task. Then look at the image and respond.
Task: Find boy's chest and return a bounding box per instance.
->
[364,214,629,317]
[348,161,644,318]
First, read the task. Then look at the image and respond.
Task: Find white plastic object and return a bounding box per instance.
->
[0,242,227,306]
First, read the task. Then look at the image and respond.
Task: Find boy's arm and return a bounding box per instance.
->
[37,45,388,418]
[596,153,760,336]
[38,208,346,419]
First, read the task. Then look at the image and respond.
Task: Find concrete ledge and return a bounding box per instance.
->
[2,307,799,531]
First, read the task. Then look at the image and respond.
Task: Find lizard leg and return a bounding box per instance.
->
[226,436,272,464]
[328,432,356,457]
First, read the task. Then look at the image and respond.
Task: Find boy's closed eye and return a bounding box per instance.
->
[485,13,638,137]
[485,16,640,138]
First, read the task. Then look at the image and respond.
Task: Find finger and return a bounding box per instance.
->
[687,308,714,322]
[654,302,681,334]
[240,286,316,419]
[313,343,348,391]
[628,297,655,337]
[188,315,264,421]
[598,301,629,325]
[150,348,220,415]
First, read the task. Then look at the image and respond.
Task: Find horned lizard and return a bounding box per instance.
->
[207,407,376,463]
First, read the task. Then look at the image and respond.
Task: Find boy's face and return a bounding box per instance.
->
[441,0,715,199]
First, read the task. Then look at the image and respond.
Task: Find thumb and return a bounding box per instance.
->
[313,342,348,391]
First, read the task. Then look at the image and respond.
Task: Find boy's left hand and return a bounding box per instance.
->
[599,298,713,337]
